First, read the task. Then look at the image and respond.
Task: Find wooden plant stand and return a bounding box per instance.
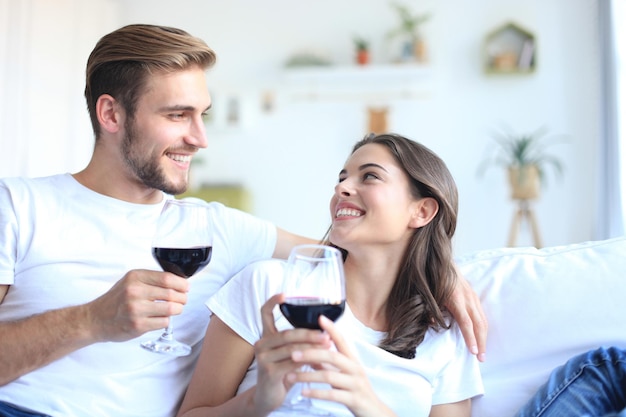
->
[507,199,542,248]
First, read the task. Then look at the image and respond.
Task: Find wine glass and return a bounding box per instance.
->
[274,244,346,416]
[141,199,213,357]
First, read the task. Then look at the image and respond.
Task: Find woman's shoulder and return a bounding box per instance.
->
[228,258,287,294]
[419,319,467,358]
[239,258,286,277]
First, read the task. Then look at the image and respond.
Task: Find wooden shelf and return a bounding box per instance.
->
[283,64,431,101]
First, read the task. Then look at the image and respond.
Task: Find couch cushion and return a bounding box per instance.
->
[457,237,626,417]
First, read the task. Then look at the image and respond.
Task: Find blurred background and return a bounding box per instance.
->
[1,0,624,255]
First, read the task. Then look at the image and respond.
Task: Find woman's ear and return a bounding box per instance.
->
[95,94,123,134]
[409,197,439,229]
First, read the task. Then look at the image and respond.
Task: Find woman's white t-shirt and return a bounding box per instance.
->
[208,259,484,417]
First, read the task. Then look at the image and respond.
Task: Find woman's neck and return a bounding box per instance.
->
[343,248,403,331]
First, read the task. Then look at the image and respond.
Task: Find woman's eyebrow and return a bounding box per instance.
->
[338,163,388,176]
[359,163,388,172]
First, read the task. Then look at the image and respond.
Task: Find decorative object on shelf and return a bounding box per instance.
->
[386,2,431,63]
[285,51,332,67]
[261,90,275,113]
[367,107,388,133]
[353,35,370,65]
[226,97,240,125]
[477,126,565,248]
[484,22,536,74]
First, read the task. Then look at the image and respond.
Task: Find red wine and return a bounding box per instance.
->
[152,246,212,278]
[280,297,345,330]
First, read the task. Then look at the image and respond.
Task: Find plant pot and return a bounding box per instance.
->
[508,165,540,200]
[356,50,369,65]
[413,38,427,63]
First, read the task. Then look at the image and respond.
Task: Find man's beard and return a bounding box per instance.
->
[121,120,188,196]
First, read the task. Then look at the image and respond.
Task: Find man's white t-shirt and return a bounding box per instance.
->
[0,174,276,417]
[208,259,485,417]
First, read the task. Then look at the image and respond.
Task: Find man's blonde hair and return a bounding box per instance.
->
[84,24,216,137]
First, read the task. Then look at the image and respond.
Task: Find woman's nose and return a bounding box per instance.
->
[335,180,352,197]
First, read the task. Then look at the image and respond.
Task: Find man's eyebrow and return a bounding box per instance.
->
[158,104,212,112]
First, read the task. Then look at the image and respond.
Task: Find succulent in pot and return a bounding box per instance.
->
[477,126,565,200]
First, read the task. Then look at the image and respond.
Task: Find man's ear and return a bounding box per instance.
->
[409,197,439,229]
[95,94,123,134]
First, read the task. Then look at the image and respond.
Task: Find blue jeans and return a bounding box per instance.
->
[0,402,50,417]
[515,346,626,417]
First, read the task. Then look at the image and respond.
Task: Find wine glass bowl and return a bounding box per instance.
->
[141,199,212,357]
[152,246,212,278]
[279,298,345,330]
[273,244,346,416]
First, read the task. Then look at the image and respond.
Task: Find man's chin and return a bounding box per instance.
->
[168,184,188,196]
[139,170,189,195]
[157,180,188,196]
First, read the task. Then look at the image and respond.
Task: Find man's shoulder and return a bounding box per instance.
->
[0,173,70,191]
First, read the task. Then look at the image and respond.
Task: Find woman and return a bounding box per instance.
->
[177,133,484,417]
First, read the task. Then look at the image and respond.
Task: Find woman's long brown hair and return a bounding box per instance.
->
[325,133,459,359]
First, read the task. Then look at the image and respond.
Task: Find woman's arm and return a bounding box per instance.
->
[178,295,332,417]
[430,399,472,417]
[177,316,259,417]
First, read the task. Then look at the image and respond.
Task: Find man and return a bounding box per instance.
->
[0,24,486,417]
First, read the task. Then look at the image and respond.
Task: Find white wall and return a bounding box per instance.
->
[0,0,120,177]
[0,0,601,255]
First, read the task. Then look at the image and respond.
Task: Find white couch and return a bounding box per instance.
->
[458,236,626,417]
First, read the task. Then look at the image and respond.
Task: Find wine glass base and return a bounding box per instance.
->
[272,404,334,416]
[140,338,191,357]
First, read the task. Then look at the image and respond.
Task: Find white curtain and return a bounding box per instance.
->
[596,0,625,239]
[0,0,33,178]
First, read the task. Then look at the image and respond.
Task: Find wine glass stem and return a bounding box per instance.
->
[286,366,314,406]
[160,320,175,341]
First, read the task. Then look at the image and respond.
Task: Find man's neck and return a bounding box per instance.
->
[72,165,164,205]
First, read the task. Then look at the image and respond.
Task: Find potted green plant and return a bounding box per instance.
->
[477,126,565,200]
[386,2,431,62]
[353,35,370,65]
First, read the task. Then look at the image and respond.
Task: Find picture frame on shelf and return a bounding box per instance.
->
[484,21,536,74]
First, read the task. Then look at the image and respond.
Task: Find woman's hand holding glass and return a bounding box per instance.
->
[253,293,332,414]
[254,295,396,417]
[288,316,398,417]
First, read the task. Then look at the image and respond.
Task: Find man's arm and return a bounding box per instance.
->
[0,300,96,386]
[447,269,488,362]
[272,227,317,259]
[0,269,189,386]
